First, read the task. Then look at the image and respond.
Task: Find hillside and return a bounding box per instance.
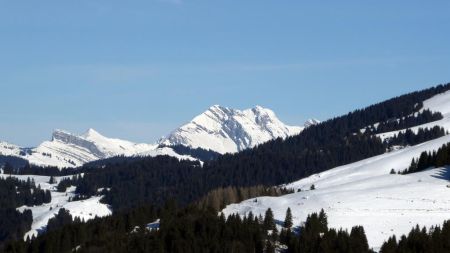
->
[222,90,450,250]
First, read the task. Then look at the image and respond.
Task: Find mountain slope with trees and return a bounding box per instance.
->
[66,83,450,211]
[3,83,450,248]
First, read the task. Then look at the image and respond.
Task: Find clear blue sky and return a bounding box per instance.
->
[1,1,450,146]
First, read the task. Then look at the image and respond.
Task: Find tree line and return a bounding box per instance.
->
[384,126,446,147]
[366,109,443,134]
[402,142,450,174]
[3,203,374,253]
[380,221,450,253]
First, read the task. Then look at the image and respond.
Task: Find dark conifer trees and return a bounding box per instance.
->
[2,206,379,253]
[264,208,276,231]
[384,126,446,147]
[0,176,51,245]
[369,109,443,134]
[284,207,293,229]
[403,142,450,174]
[349,226,369,253]
[46,208,73,232]
[380,221,450,253]
[48,176,56,184]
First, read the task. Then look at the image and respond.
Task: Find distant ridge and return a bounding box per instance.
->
[0,105,312,167]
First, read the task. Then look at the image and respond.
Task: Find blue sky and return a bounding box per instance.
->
[1,1,450,146]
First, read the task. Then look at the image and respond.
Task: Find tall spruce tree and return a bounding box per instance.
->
[264,208,276,231]
[284,207,293,229]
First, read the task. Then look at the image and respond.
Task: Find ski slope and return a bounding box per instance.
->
[222,132,450,250]
[0,174,112,240]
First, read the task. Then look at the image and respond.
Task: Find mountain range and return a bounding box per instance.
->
[0,105,319,168]
[3,84,450,252]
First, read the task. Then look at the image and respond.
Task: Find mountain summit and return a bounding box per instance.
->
[159,105,316,154]
[0,106,317,167]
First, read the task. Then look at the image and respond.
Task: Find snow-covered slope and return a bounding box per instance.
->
[378,90,450,140]
[27,129,160,167]
[159,105,316,154]
[221,90,450,250]
[0,141,23,156]
[1,129,195,168]
[27,129,158,168]
[222,133,450,250]
[0,173,112,240]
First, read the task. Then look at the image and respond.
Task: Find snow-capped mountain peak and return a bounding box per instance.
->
[82,128,103,139]
[1,105,315,168]
[304,118,321,128]
[159,105,307,154]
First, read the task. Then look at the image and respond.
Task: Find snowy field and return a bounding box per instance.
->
[0,174,111,240]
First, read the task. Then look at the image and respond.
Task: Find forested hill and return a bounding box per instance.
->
[201,83,450,187]
[70,83,450,211]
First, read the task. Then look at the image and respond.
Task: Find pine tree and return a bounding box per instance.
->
[264,208,276,231]
[349,226,369,252]
[48,176,56,184]
[380,235,397,253]
[318,209,328,232]
[410,158,418,172]
[284,207,293,229]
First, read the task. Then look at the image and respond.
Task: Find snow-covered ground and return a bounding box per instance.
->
[223,91,450,251]
[222,133,450,251]
[0,174,111,240]
[0,141,23,156]
[378,90,450,140]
